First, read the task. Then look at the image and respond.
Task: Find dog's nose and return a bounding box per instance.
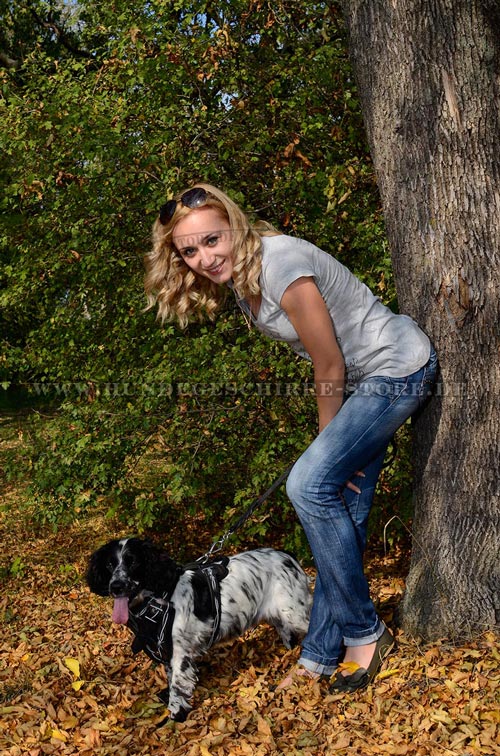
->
[110,578,130,595]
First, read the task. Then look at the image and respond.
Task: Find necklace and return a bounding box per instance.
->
[227,281,259,330]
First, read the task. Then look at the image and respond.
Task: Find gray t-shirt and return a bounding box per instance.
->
[237,234,430,386]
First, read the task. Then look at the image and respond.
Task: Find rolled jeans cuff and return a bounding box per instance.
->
[298,654,339,677]
[344,619,385,647]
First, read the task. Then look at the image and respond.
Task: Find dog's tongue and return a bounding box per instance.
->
[112,597,129,624]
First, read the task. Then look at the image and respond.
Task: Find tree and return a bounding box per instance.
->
[2,1,396,547]
[341,0,500,640]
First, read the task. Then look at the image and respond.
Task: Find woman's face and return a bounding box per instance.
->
[172,206,234,284]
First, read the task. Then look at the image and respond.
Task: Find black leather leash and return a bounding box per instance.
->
[196,463,294,564]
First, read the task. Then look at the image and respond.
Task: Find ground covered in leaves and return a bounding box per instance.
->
[1,413,499,756]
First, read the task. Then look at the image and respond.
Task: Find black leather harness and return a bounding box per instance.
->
[127,557,229,664]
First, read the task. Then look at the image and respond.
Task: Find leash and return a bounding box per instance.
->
[195,438,398,565]
[196,463,294,564]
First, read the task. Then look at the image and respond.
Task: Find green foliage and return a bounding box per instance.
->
[0,556,26,581]
[0,0,403,554]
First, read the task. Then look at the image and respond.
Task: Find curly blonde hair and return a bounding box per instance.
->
[144,183,278,328]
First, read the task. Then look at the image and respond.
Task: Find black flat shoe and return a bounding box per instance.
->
[329,625,395,693]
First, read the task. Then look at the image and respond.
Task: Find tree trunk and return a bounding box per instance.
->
[341,0,500,640]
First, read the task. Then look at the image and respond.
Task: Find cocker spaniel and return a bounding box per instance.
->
[86,538,311,721]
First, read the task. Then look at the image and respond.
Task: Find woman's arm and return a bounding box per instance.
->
[281,277,364,493]
[280,277,345,433]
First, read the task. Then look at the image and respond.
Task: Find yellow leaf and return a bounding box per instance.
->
[444,679,461,696]
[61,716,79,728]
[0,706,23,715]
[378,668,400,680]
[491,646,500,662]
[430,709,454,726]
[50,728,68,742]
[72,680,85,691]
[64,657,80,678]
[338,661,361,674]
[480,709,500,723]
[200,746,213,756]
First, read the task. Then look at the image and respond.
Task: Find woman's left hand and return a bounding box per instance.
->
[346,470,365,494]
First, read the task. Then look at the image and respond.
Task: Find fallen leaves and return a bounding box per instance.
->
[63,657,85,691]
[1,585,500,756]
[1,477,499,755]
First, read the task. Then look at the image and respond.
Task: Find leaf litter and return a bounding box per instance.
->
[1,420,499,756]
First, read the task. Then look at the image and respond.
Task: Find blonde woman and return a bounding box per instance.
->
[144,184,437,692]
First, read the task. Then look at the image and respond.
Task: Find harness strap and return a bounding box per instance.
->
[128,595,176,664]
[127,558,229,663]
[182,557,229,649]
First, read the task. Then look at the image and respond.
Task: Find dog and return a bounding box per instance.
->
[86,538,312,721]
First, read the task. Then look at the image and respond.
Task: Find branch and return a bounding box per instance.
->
[28,5,93,60]
[0,50,20,70]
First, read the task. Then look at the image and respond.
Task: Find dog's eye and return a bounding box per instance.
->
[123,554,136,569]
[106,560,115,572]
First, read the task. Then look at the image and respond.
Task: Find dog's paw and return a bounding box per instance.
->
[170,706,190,722]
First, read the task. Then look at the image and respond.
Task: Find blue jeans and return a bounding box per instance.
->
[286,348,438,675]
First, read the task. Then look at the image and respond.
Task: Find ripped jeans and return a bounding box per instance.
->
[286,348,438,675]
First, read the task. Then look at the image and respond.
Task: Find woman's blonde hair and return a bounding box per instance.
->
[144,183,277,328]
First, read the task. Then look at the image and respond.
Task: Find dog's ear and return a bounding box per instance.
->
[140,540,179,593]
[86,542,116,596]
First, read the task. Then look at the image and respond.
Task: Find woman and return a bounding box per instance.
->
[144,183,438,692]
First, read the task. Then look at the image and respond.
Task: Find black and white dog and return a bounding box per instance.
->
[86,538,311,721]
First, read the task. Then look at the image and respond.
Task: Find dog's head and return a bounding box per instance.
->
[86,537,179,625]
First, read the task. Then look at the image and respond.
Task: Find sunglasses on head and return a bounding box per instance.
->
[158,188,209,226]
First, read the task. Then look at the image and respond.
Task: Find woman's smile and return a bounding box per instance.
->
[205,259,224,274]
[172,206,234,283]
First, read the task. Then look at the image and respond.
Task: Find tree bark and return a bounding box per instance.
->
[341,0,500,640]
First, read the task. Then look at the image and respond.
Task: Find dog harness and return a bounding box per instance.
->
[127,557,229,665]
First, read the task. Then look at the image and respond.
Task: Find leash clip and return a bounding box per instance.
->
[196,463,293,564]
[197,532,231,564]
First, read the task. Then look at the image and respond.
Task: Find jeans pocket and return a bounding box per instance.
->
[417,348,438,405]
